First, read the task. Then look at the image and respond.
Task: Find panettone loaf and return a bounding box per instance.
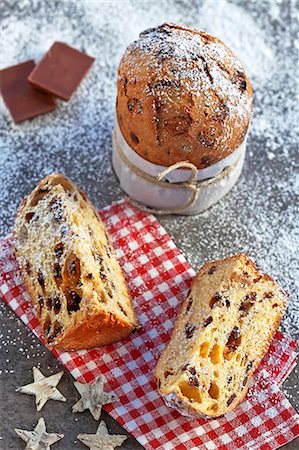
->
[117,23,253,170]
[14,173,138,350]
[155,254,288,418]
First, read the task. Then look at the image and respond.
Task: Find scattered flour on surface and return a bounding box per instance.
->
[0,2,298,342]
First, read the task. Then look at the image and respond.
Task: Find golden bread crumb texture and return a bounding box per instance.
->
[155,253,288,418]
[14,173,138,350]
[117,23,253,169]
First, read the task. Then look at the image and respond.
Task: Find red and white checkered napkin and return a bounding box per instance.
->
[0,199,298,450]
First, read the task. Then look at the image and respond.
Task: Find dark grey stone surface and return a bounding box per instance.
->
[0,0,298,449]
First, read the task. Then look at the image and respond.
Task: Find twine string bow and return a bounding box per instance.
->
[113,130,238,215]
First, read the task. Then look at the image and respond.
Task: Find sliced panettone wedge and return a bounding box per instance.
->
[155,254,288,418]
[14,173,138,350]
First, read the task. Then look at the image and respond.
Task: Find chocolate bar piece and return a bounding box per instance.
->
[28,42,95,101]
[0,60,56,123]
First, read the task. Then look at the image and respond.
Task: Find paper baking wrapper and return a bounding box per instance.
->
[112,116,246,215]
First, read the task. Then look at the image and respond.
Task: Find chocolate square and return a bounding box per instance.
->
[28,42,95,101]
[0,60,56,123]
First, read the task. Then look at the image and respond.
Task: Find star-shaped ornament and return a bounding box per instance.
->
[16,366,66,411]
[72,375,116,420]
[15,417,63,450]
[77,421,127,450]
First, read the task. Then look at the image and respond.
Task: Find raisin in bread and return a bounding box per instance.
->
[155,254,288,418]
[14,173,138,350]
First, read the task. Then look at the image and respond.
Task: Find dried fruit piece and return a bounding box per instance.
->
[188,374,199,387]
[25,212,35,222]
[25,260,31,275]
[203,316,213,327]
[187,366,196,375]
[224,326,242,357]
[46,297,53,310]
[38,295,44,312]
[227,393,236,406]
[54,242,64,259]
[68,255,80,275]
[242,376,248,387]
[37,270,45,290]
[233,70,247,92]
[100,271,107,281]
[210,292,222,308]
[187,367,199,387]
[210,343,221,364]
[253,274,262,283]
[198,133,215,149]
[178,380,202,403]
[43,316,51,336]
[246,361,253,373]
[130,131,139,144]
[64,253,81,288]
[186,297,193,313]
[52,321,62,337]
[185,323,196,339]
[117,302,128,317]
[65,288,82,313]
[209,382,220,399]
[208,265,216,275]
[53,296,61,314]
[49,198,63,221]
[53,262,62,286]
[240,292,256,314]
[200,342,210,358]
[30,188,49,207]
[164,369,174,379]
[214,102,229,122]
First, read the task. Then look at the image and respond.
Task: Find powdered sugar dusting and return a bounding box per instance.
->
[125,23,251,115]
[0,0,298,408]
[118,22,252,160]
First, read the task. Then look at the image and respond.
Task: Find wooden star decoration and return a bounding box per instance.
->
[72,375,116,420]
[15,417,63,450]
[16,366,66,411]
[77,421,127,450]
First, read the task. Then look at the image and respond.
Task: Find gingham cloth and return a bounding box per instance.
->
[0,199,298,450]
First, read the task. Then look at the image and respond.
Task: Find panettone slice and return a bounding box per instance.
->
[14,173,138,350]
[155,254,288,418]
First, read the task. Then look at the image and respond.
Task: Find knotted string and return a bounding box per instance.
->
[113,130,239,215]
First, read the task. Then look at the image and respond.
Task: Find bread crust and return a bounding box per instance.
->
[14,173,138,350]
[55,311,134,351]
[16,270,136,351]
[117,23,253,169]
[155,254,288,418]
